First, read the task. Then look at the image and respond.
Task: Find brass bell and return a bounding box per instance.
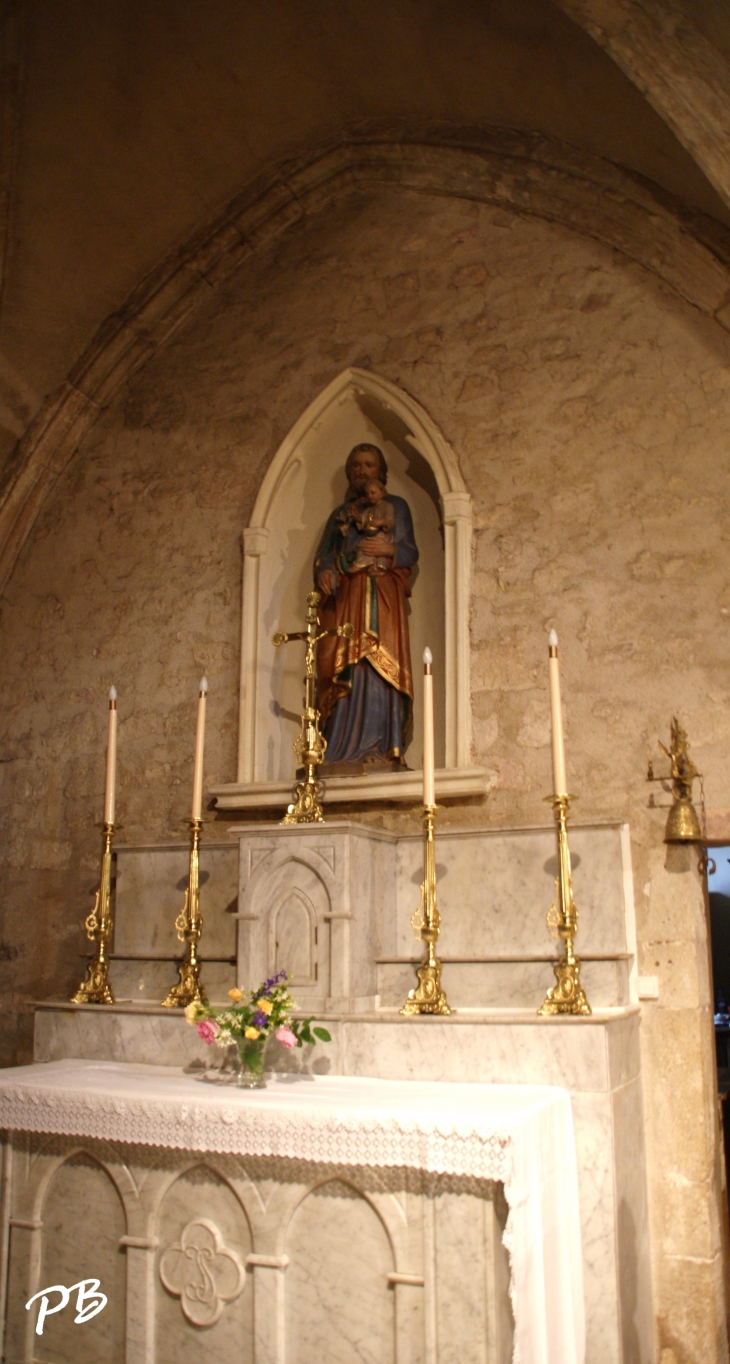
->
[664,794,703,844]
[647,718,704,844]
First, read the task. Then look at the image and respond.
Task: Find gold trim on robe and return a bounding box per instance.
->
[317,566,414,729]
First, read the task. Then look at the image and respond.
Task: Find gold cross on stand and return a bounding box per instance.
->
[272,589,353,824]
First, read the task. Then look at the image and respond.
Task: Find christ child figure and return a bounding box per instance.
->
[350,478,395,573]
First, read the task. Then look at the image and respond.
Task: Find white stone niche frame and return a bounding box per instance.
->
[212,367,487,809]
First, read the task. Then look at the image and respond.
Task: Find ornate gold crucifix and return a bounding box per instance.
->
[272,589,353,823]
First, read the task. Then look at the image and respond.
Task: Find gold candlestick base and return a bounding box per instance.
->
[282,704,327,825]
[71,821,116,1005]
[160,818,208,1009]
[538,795,591,1017]
[538,952,590,1016]
[400,804,452,1016]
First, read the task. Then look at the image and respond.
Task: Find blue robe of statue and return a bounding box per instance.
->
[314,494,419,765]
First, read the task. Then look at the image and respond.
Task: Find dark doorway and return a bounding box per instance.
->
[708,848,730,1204]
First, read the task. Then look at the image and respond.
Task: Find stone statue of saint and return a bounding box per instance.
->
[314,443,419,768]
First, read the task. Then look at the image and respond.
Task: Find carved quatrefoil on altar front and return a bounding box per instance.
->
[159,1218,246,1326]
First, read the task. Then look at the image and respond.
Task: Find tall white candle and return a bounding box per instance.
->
[191,677,208,821]
[423,647,435,807]
[547,629,567,796]
[103,686,117,825]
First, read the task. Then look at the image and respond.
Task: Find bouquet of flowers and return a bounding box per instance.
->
[184,970,330,1087]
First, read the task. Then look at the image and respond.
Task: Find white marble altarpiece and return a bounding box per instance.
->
[0,376,654,1364]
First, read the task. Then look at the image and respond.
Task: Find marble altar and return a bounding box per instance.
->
[0,1062,587,1364]
[14,818,653,1363]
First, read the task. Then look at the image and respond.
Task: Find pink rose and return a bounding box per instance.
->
[276,1025,297,1050]
[196,1019,220,1045]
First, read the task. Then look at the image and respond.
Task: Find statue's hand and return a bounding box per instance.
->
[317,570,337,597]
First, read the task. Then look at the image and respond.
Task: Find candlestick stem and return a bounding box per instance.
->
[538,795,591,1016]
[160,818,208,1008]
[71,822,116,1005]
[400,804,452,1015]
[273,589,353,824]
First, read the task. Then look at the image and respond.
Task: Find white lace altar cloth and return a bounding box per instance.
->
[0,1061,584,1364]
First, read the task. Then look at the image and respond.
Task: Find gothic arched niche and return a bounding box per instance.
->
[235,367,473,800]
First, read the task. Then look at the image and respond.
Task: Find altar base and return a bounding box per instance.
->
[33,1000,650,1364]
[0,1064,589,1364]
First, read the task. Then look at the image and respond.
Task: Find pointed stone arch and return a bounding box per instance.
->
[222,366,478,808]
[3,126,730,603]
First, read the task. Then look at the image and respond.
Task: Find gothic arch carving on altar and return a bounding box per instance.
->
[154,1163,254,1346]
[269,887,317,985]
[216,367,485,808]
[284,1176,397,1364]
[32,1150,127,1363]
[239,848,333,999]
[30,1140,137,1219]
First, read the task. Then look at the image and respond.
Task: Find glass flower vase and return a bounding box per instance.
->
[236,1037,267,1089]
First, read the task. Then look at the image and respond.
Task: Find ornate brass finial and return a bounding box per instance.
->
[272,589,353,824]
[647,717,703,843]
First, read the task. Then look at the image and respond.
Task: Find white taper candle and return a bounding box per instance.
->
[423,647,435,807]
[103,686,117,825]
[547,629,567,796]
[191,676,208,821]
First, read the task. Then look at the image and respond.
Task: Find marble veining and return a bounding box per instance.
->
[2,1131,512,1364]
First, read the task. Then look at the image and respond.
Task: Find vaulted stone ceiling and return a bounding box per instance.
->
[1,0,730,580]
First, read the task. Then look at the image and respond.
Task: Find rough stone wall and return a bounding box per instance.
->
[2,0,727,464]
[0,187,729,1358]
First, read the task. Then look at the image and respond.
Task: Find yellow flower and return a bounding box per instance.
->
[184,1003,201,1025]
[228,988,243,1002]
[255,998,273,1015]
[244,1027,260,1040]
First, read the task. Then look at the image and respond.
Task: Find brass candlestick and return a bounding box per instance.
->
[160,818,208,1008]
[647,717,703,843]
[538,795,591,1016]
[273,589,353,824]
[400,804,452,1015]
[71,821,116,1005]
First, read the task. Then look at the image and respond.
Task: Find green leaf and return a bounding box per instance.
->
[313,1027,331,1042]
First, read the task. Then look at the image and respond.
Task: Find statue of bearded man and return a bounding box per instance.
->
[314,443,419,768]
